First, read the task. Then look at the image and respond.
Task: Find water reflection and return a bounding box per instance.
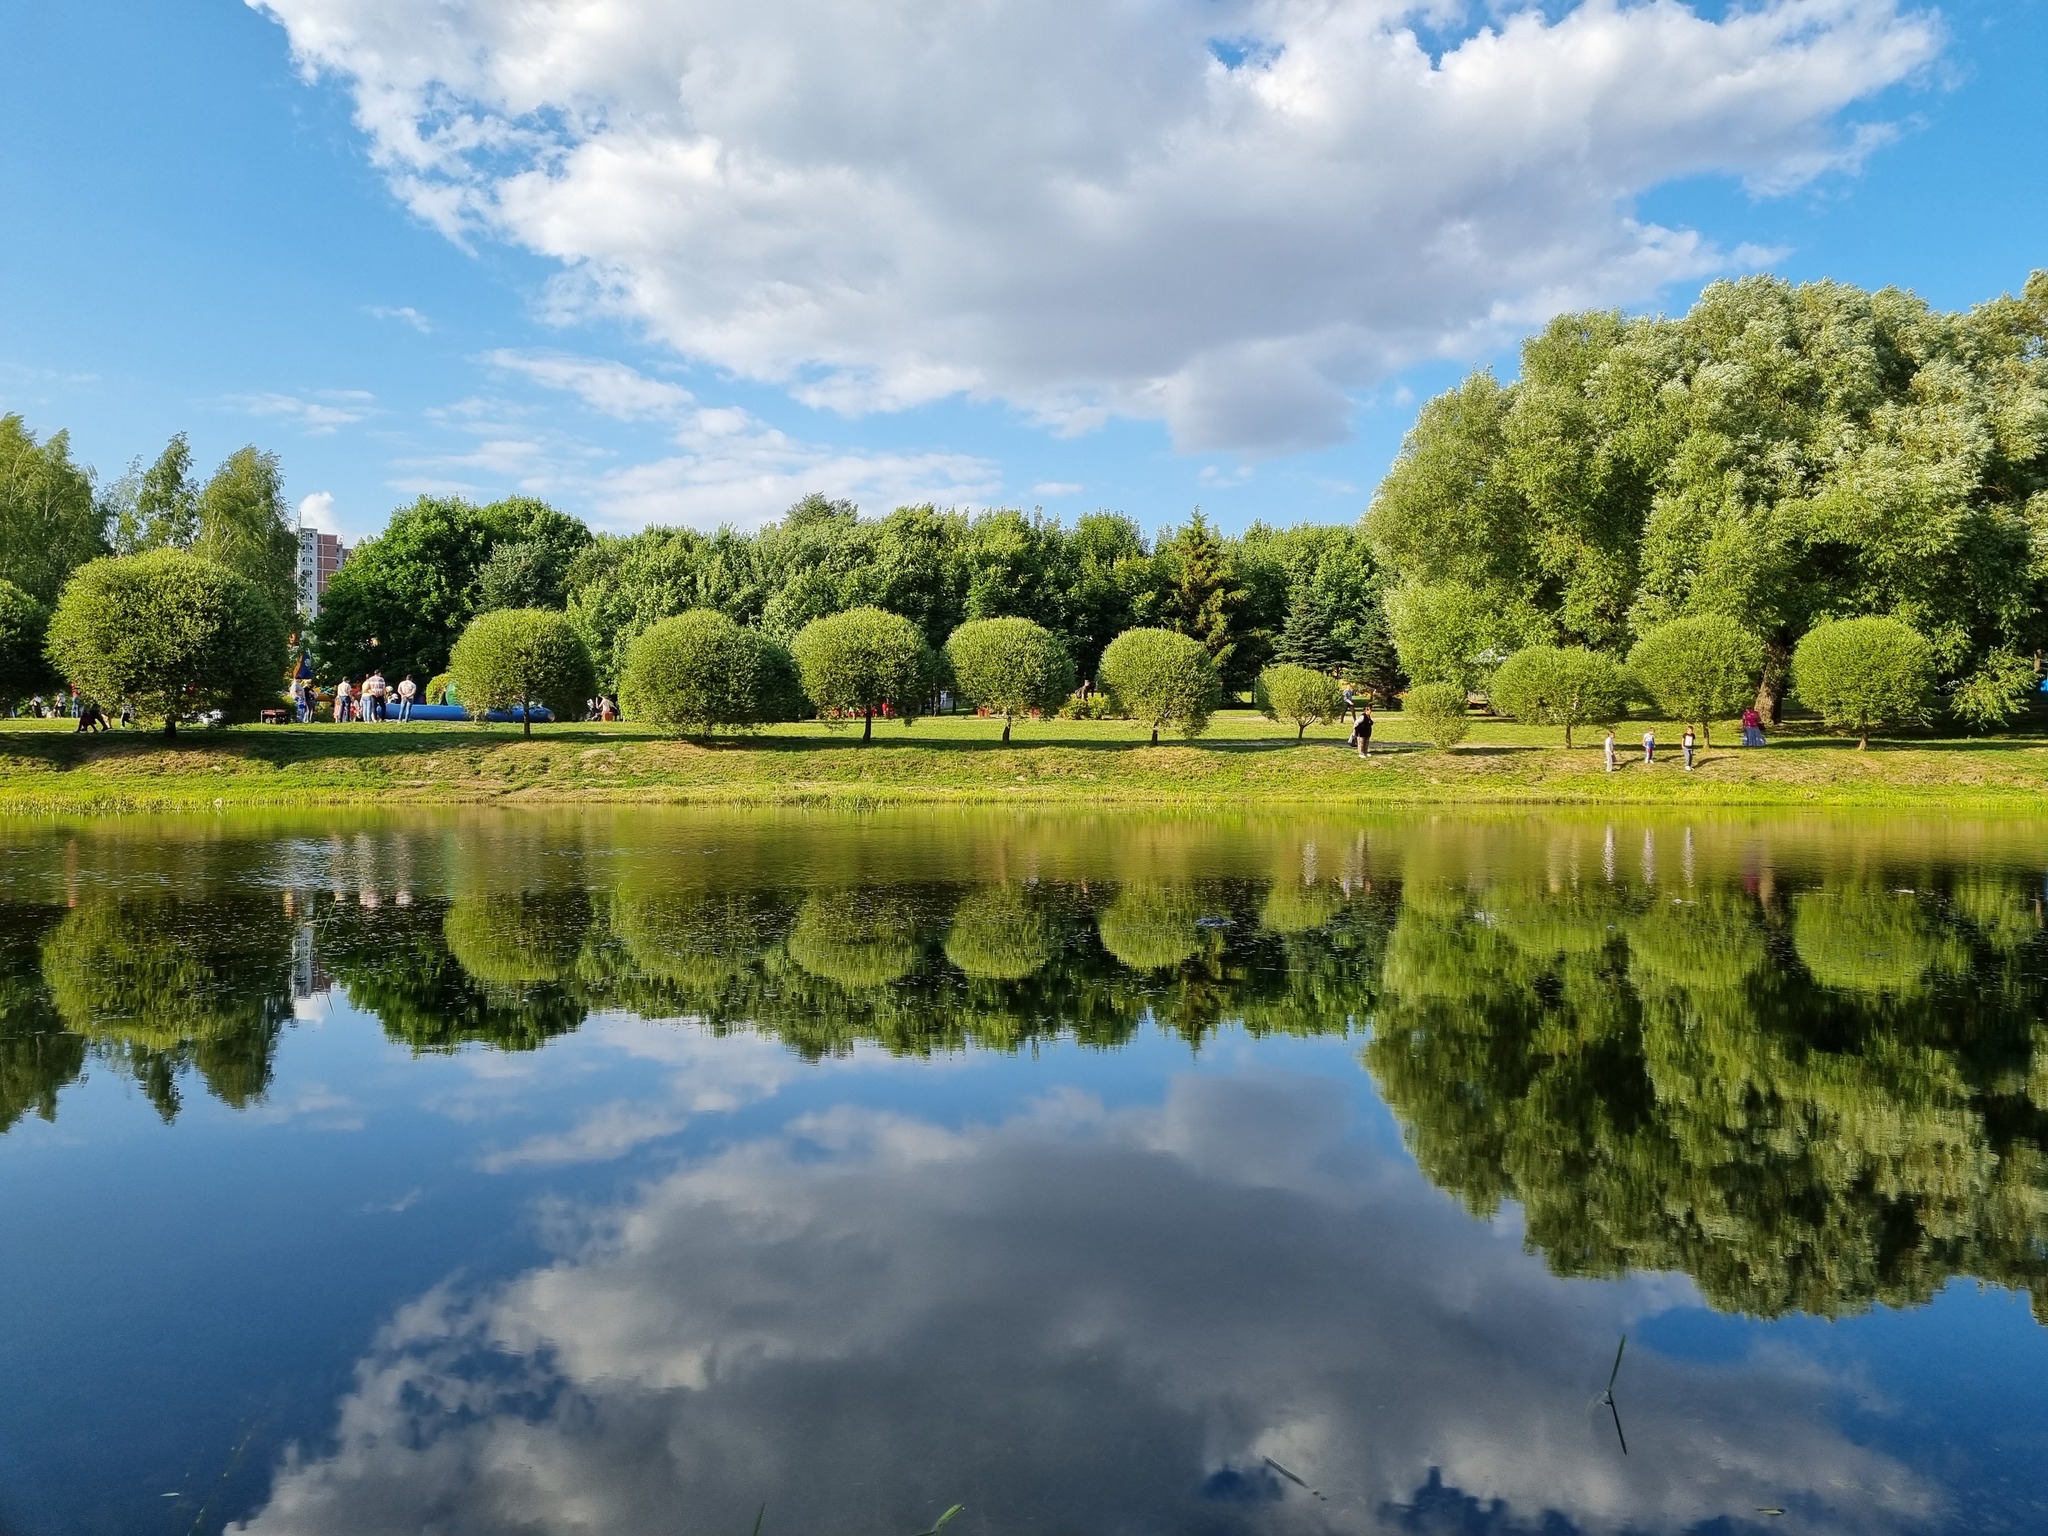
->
[233,1076,1934,1536]
[2,812,2046,1338]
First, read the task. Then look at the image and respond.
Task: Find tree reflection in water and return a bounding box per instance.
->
[0,814,2044,1328]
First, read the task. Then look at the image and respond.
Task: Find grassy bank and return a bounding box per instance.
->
[2,709,2046,815]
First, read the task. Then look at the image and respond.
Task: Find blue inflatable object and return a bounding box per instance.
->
[375,702,554,723]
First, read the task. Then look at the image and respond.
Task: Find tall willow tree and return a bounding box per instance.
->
[1366,272,2048,717]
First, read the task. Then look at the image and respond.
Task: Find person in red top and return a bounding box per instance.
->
[1741,707,1765,747]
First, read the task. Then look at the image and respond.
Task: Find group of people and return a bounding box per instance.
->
[290,671,420,724]
[1601,712,1767,772]
[583,697,619,722]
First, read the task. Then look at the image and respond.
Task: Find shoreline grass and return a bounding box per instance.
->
[2,710,2046,816]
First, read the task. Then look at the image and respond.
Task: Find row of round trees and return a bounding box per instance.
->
[1464,613,1945,750]
[609,606,1230,744]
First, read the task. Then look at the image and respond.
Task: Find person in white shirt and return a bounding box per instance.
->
[1603,729,1617,772]
[396,674,418,722]
[334,677,353,723]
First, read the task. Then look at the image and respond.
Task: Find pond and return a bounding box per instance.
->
[3,808,2047,1535]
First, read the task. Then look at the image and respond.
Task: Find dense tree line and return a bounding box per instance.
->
[314,491,1397,703]
[1367,272,2048,723]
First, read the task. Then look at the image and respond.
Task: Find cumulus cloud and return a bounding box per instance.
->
[234,1073,1935,1536]
[407,351,999,528]
[252,0,1940,454]
[366,304,432,331]
[296,490,337,527]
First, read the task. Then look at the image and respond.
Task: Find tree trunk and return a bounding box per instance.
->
[1699,720,1710,747]
[163,716,176,738]
[1857,732,1868,750]
[522,701,532,738]
[1002,718,1012,743]
[863,708,874,742]
[1150,724,1159,745]
[1565,723,1573,748]
[1756,639,1791,724]
[1297,721,1305,741]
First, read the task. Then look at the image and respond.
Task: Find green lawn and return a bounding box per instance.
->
[1,708,2045,814]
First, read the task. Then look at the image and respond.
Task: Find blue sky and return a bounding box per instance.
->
[0,0,2041,544]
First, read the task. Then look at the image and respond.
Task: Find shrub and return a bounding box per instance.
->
[447,607,596,737]
[1791,616,1934,748]
[1626,615,1763,743]
[1057,692,1116,721]
[621,610,800,735]
[45,550,287,736]
[1385,581,1497,692]
[944,617,1075,743]
[1948,647,2037,732]
[791,606,934,742]
[425,672,452,705]
[1488,645,1631,746]
[1404,681,1471,749]
[0,579,56,702]
[1254,663,1345,741]
[1097,627,1220,744]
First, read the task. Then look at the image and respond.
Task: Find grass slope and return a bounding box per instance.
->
[3,711,2046,815]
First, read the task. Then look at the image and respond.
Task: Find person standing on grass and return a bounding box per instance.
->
[334,677,353,724]
[1682,727,1697,770]
[1603,729,1617,772]
[397,674,417,722]
[1742,707,1765,747]
[1350,706,1374,758]
[1342,683,1357,721]
[1642,727,1656,765]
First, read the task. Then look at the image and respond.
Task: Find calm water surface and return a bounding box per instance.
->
[3,808,2048,1535]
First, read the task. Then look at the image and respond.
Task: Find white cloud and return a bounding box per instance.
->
[367,304,433,331]
[408,352,999,529]
[232,1076,1938,1535]
[297,490,337,527]
[233,389,377,434]
[1031,481,1082,498]
[253,0,1940,454]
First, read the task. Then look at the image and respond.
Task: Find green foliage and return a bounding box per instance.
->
[1622,614,1762,744]
[446,607,596,737]
[109,434,200,554]
[1384,581,1505,692]
[791,606,934,741]
[45,550,288,734]
[443,891,593,986]
[786,892,919,989]
[1254,663,1345,740]
[1366,275,2048,708]
[1157,510,1256,690]
[944,887,1054,981]
[1363,860,2048,1321]
[316,495,592,682]
[424,671,452,705]
[0,414,108,604]
[1097,627,1220,744]
[1948,647,2038,732]
[1097,885,1204,972]
[1487,645,1631,746]
[1403,681,1471,749]
[0,580,56,700]
[193,446,300,624]
[944,616,1075,741]
[621,609,800,735]
[41,894,291,1119]
[1791,886,1965,996]
[1792,616,1936,747]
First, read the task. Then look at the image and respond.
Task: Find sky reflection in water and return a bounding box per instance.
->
[2,809,2047,1536]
